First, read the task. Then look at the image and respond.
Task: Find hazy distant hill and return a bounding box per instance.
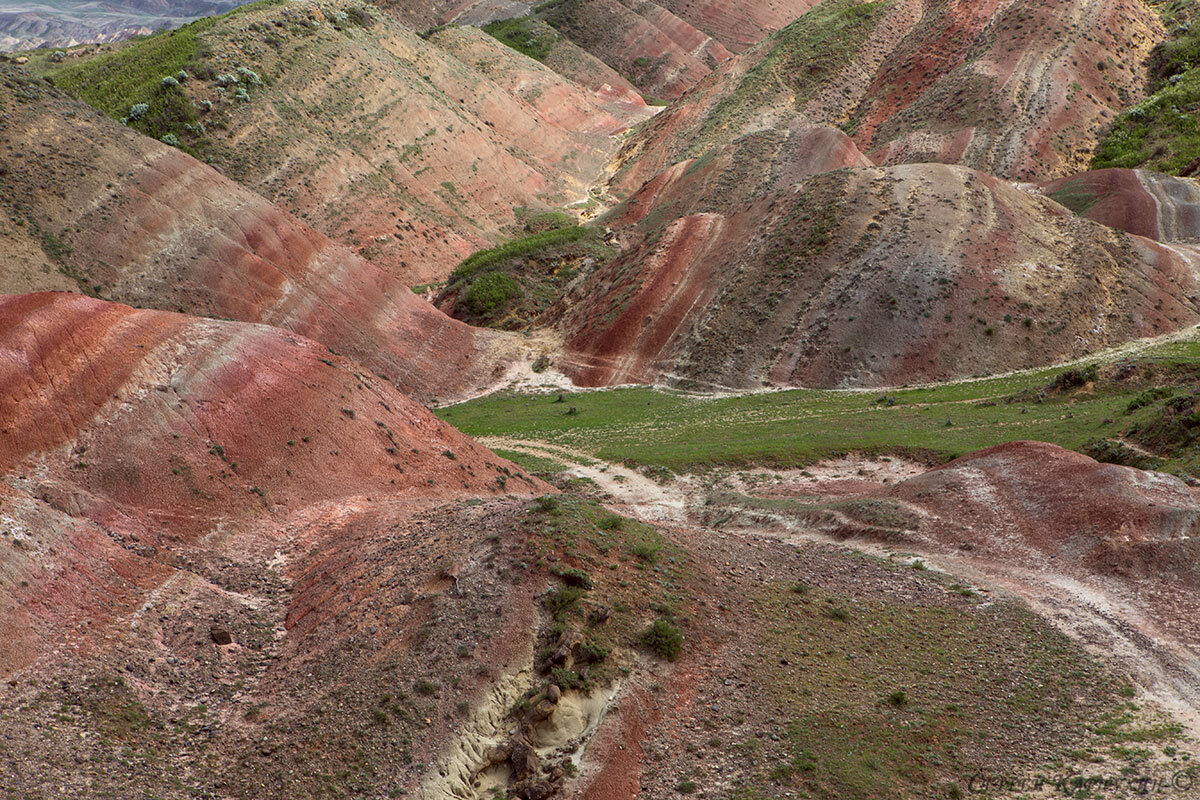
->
[0,0,244,50]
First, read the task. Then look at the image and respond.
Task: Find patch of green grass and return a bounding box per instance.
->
[726,581,1158,799]
[1046,179,1100,216]
[483,16,560,62]
[1092,68,1200,174]
[463,271,523,316]
[490,448,570,475]
[37,0,284,150]
[439,224,616,329]
[452,225,592,281]
[438,341,1200,477]
[45,21,212,121]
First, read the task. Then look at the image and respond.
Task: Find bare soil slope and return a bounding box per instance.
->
[163,0,645,283]
[560,164,1200,390]
[0,65,518,404]
[0,291,567,799]
[535,0,731,101]
[614,0,1162,190]
[1042,168,1200,243]
[0,291,543,673]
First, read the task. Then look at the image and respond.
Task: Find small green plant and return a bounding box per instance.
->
[553,566,594,589]
[577,640,609,664]
[887,689,909,707]
[545,587,585,619]
[413,679,440,696]
[597,513,624,531]
[631,540,661,563]
[825,604,850,621]
[641,618,683,661]
[677,780,697,794]
[551,667,582,689]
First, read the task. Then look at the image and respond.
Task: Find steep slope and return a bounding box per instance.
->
[378,0,734,101]
[388,0,823,52]
[0,303,1182,799]
[0,64,523,404]
[648,0,824,50]
[480,15,655,111]
[0,291,543,672]
[1042,168,1200,243]
[609,121,873,231]
[34,0,650,284]
[0,292,563,798]
[535,0,731,101]
[1092,0,1200,175]
[614,0,1163,190]
[428,22,656,136]
[559,164,1200,390]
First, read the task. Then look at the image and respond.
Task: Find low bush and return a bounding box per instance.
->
[641,618,683,661]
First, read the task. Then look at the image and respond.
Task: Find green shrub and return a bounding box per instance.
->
[534,495,560,513]
[630,540,661,563]
[641,618,683,661]
[551,667,582,689]
[1126,387,1173,413]
[545,587,585,619]
[482,16,559,61]
[577,640,609,664]
[825,604,850,621]
[451,226,591,282]
[463,271,522,316]
[553,566,594,589]
[1050,364,1098,391]
[235,66,262,85]
[597,513,624,531]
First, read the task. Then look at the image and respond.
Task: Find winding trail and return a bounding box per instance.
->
[489,436,1200,740]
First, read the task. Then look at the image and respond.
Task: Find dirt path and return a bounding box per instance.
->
[494,437,1200,740]
[479,437,689,522]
